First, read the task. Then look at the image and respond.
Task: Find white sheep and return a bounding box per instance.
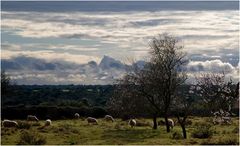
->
[87,117,98,125]
[104,115,115,122]
[158,119,174,128]
[74,113,80,119]
[168,119,174,129]
[2,120,18,127]
[27,115,39,122]
[45,119,51,126]
[129,119,137,128]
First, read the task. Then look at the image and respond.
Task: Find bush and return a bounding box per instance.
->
[18,131,46,145]
[91,107,108,118]
[17,121,31,129]
[171,131,183,139]
[191,123,213,139]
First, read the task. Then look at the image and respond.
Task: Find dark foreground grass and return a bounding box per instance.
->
[1,117,239,145]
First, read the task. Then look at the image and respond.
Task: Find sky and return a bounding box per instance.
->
[1,1,239,85]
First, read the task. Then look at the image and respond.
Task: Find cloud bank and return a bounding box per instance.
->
[1,9,239,84]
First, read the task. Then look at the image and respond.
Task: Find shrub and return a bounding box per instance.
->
[191,123,213,139]
[17,121,31,129]
[18,131,46,145]
[171,131,183,139]
[91,107,108,118]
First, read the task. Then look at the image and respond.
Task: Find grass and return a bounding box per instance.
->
[1,117,239,145]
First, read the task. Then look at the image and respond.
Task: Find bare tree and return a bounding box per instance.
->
[195,72,239,124]
[148,34,187,132]
[108,34,187,131]
[174,85,195,138]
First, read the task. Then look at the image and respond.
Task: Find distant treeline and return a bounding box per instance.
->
[2,105,108,120]
[1,85,239,120]
[2,85,114,107]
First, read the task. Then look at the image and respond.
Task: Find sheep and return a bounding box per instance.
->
[27,115,39,122]
[129,119,137,128]
[87,117,98,125]
[45,119,51,126]
[168,119,174,129]
[157,119,175,128]
[2,120,18,128]
[104,115,115,122]
[74,113,80,119]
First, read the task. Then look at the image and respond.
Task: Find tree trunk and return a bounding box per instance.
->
[181,124,187,139]
[177,116,187,139]
[164,116,170,132]
[153,115,158,129]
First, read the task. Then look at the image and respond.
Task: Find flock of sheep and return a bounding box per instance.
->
[2,115,51,128]
[2,113,175,129]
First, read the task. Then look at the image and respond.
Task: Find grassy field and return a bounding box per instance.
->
[1,117,239,145]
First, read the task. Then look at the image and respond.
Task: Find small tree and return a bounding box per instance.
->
[195,72,239,124]
[108,34,187,131]
[174,85,195,138]
[149,34,187,132]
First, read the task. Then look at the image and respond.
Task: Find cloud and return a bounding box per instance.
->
[2,55,127,85]
[2,11,238,55]
[1,10,239,84]
[2,11,238,54]
[187,59,235,73]
[1,43,21,51]
[2,49,101,64]
[3,55,238,85]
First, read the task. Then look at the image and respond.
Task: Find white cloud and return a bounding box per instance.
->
[187,59,235,73]
[2,10,238,57]
[1,10,239,84]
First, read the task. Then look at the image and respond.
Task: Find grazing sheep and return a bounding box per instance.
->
[87,117,98,125]
[104,115,115,122]
[27,115,39,122]
[2,120,18,128]
[74,113,80,119]
[158,119,175,128]
[129,119,137,128]
[168,119,174,129]
[45,119,51,126]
